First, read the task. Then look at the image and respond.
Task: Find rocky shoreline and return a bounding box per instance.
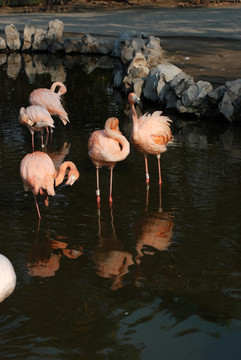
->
[1,18,240,124]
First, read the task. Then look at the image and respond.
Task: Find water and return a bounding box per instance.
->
[0,51,241,360]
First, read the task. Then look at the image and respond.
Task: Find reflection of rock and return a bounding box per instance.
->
[23,53,37,82]
[135,211,174,264]
[31,54,66,83]
[77,55,114,75]
[219,126,241,161]
[7,53,21,79]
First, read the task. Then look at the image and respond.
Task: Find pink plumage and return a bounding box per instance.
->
[18,105,54,150]
[88,117,130,206]
[128,92,173,184]
[29,82,69,126]
[20,151,79,219]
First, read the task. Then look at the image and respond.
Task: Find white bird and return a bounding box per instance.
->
[0,254,16,303]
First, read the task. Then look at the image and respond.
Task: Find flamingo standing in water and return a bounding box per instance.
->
[20,151,79,219]
[0,254,16,303]
[29,82,69,126]
[18,105,54,150]
[88,117,130,206]
[128,92,173,184]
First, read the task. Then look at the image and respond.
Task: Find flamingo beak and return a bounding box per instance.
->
[133,94,143,110]
[57,175,77,188]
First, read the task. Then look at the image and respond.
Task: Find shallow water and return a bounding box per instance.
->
[0,52,241,360]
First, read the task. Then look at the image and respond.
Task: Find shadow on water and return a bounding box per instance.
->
[1,52,241,359]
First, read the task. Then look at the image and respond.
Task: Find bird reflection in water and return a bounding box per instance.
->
[47,141,71,171]
[134,184,174,278]
[26,228,82,278]
[93,209,134,290]
[135,210,174,265]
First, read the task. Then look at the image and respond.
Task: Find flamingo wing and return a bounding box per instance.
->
[26,105,54,129]
[20,152,56,196]
[29,89,69,125]
[88,130,121,167]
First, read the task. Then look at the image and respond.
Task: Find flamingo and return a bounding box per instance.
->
[18,105,54,150]
[29,82,69,126]
[128,92,173,185]
[20,151,79,220]
[0,254,16,303]
[88,117,130,206]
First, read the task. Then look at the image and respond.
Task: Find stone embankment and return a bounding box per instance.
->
[1,19,240,124]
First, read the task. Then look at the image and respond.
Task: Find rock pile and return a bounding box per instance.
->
[0,19,240,124]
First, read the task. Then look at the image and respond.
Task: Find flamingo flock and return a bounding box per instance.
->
[0,83,173,303]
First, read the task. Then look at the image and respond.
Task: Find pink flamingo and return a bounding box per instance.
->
[128,92,173,184]
[18,105,54,150]
[29,82,69,126]
[0,254,16,303]
[88,117,130,206]
[20,151,79,219]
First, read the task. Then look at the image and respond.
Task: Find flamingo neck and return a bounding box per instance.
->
[105,123,130,162]
[130,103,140,141]
[50,82,67,95]
[55,161,78,186]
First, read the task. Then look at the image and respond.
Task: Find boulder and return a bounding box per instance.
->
[0,53,7,66]
[22,22,35,51]
[32,28,48,51]
[45,19,64,45]
[143,63,182,102]
[5,24,22,51]
[0,37,6,51]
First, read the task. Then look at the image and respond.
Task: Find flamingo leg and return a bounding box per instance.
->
[145,183,149,211]
[31,132,35,152]
[158,183,162,213]
[157,154,162,184]
[96,167,100,206]
[109,168,113,206]
[41,130,45,148]
[144,155,150,184]
[45,127,50,147]
[33,193,41,220]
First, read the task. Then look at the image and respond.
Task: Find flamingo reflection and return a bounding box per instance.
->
[134,210,174,265]
[93,209,134,290]
[26,230,82,278]
[47,142,71,171]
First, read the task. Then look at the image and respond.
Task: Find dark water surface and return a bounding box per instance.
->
[0,52,241,360]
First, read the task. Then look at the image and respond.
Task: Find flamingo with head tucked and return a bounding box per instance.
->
[88,117,130,206]
[128,92,173,185]
[29,82,69,126]
[18,105,54,150]
[20,151,79,219]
